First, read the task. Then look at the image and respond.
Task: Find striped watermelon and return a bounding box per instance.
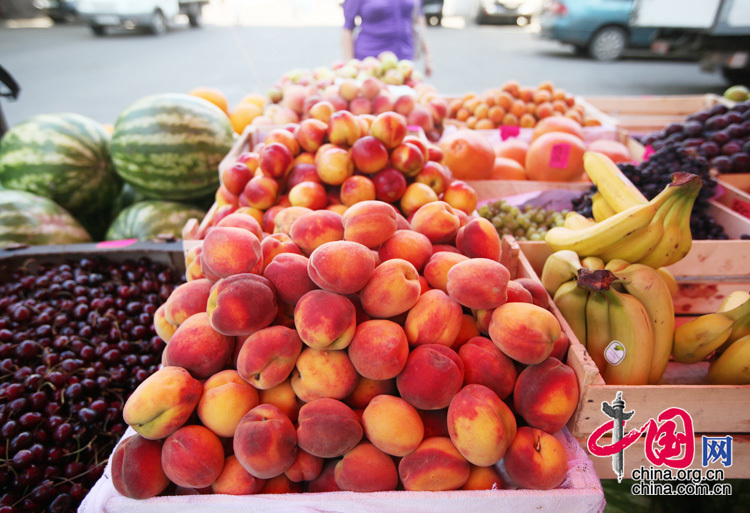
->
[0,113,122,216]
[105,200,206,241]
[111,94,234,201]
[0,190,92,248]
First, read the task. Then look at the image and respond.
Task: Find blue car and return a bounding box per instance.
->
[536,0,658,61]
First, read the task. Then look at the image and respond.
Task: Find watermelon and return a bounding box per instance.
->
[0,113,122,216]
[105,200,206,241]
[110,93,235,201]
[0,190,92,248]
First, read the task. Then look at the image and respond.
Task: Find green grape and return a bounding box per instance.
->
[529,232,544,241]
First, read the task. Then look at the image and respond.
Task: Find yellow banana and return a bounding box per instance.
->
[611,263,675,384]
[708,334,750,385]
[601,287,654,385]
[717,291,750,352]
[581,256,605,270]
[583,151,648,211]
[591,191,618,222]
[638,185,698,268]
[605,259,631,273]
[657,267,679,298]
[553,280,589,348]
[584,290,610,374]
[564,211,596,230]
[673,297,750,363]
[718,291,750,312]
[541,250,582,295]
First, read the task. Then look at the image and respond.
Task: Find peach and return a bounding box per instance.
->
[286,162,322,190]
[394,94,415,116]
[459,336,517,400]
[111,434,170,499]
[260,232,302,271]
[242,175,280,211]
[447,384,517,466]
[122,366,202,440]
[397,344,464,410]
[234,403,297,479]
[550,331,570,362]
[294,290,356,350]
[235,206,265,228]
[296,118,328,153]
[489,302,561,365]
[350,135,389,174]
[154,303,177,343]
[206,274,277,337]
[265,128,300,156]
[370,111,407,149]
[414,161,451,195]
[473,308,494,335]
[236,325,303,390]
[335,443,399,492]
[216,212,264,240]
[514,277,550,309]
[513,357,579,433]
[362,395,424,457]
[408,104,434,133]
[361,76,383,99]
[201,226,262,279]
[285,448,324,482]
[327,110,360,147]
[503,427,568,490]
[451,313,481,351]
[372,93,394,115]
[372,167,407,203]
[259,474,303,494]
[310,100,335,123]
[360,259,421,319]
[273,206,313,234]
[422,252,469,294]
[378,229,432,272]
[427,143,444,162]
[215,184,240,208]
[344,376,397,409]
[259,142,294,179]
[296,398,363,458]
[197,369,260,438]
[262,205,285,233]
[443,180,478,215]
[390,142,425,177]
[446,258,510,310]
[340,175,376,206]
[212,455,266,495]
[162,425,225,489]
[291,347,359,402]
[349,96,373,116]
[461,465,503,490]
[419,408,450,438]
[289,209,345,256]
[341,200,398,248]
[506,280,533,304]
[410,201,461,244]
[398,437,470,491]
[163,279,213,327]
[404,289,463,347]
[263,253,317,305]
[418,275,431,295]
[164,312,235,379]
[455,217,501,261]
[317,146,354,186]
[348,320,409,380]
[308,240,376,295]
[308,460,342,493]
[258,379,301,424]
[221,162,254,196]
[400,182,439,218]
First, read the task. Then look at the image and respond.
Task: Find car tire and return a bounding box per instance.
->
[149,10,167,35]
[588,26,627,62]
[90,25,106,36]
[188,4,202,28]
[722,67,750,84]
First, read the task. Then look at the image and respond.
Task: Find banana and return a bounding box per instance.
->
[583,151,648,211]
[672,297,750,363]
[708,334,750,385]
[717,291,750,352]
[553,280,589,348]
[604,259,631,273]
[591,191,618,222]
[581,256,605,270]
[657,267,679,298]
[584,290,610,374]
[541,250,582,295]
[611,263,675,384]
[638,184,698,268]
[718,291,750,312]
[601,287,654,385]
[564,212,596,230]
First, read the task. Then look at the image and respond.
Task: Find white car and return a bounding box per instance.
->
[76,0,206,36]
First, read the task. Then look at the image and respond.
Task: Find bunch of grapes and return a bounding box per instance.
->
[571,141,729,240]
[478,199,567,241]
[0,257,180,513]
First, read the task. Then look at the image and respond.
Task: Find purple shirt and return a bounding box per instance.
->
[343,0,422,61]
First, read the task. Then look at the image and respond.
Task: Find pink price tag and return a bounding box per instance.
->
[499,125,520,140]
[643,145,655,161]
[96,239,138,249]
[549,143,571,169]
[406,125,421,133]
[732,198,750,220]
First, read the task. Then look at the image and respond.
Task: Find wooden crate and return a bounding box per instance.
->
[716,174,750,221]
[516,240,750,479]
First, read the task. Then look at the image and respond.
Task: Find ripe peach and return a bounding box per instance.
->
[513,357,579,433]
[288,181,327,210]
[327,110,360,147]
[236,325,303,390]
[397,344,464,410]
[296,118,328,153]
[489,302,561,365]
[263,253,317,305]
[317,146,354,186]
[258,379,301,424]
[361,76,384,99]
[400,182,439,218]
[394,94,416,116]
[362,395,423,457]
[296,398,363,458]
[451,313,481,351]
[286,163,322,191]
[308,240,376,295]
[222,162,253,196]
[259,474,303,494]
[206,273,277,337]
[111,435,170,499]
[410,201,461,244]
[419,408,450,438]
[163,279,212,327]
[390,142,425,177]
[447,384,517,466]
[513,277,550,309]
[370,111,408,149]
[455,217,501,261]
[259,142,294,179]
[212,455,266,495]
[446,258,510,310]
[372,93,395,115]
[550,331,570,362]
[404,289,463,347]
[503,427,568,490]
[459,336,517,399]
[285,449,324,483]
[340,175,376,206]
[259,232,302,271]
[423,251,469,292]
[201,226,262,279]
[162,425,225,489]
[265,128,300,156]
[197,369,260,437]
[378,229,432,272]
[310,100,335,123]
[360,259,421,319]
[216,212,263,240]
[461,465,503,490]
[294,290,356,350]
[398,437,470,491]
[350,135,389,174]
[273,206,313,234]
[348,320,409,380]
[442,180,478,215]
[234,404,297,479]
[291,347,359,402]
[372,167,407,203]
[427,143,444,162]
[335,443,399,492]
[164,312,235,379]
[262,204,284,233]
[341,200,398,249]
[506,280,533,304]
[414,161,451,195]
[308,460,342,493]
[153,304,177,343]
[241,175,280,211]
[286,209,344,257]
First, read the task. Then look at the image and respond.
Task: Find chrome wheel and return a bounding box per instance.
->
[588,26,627,61]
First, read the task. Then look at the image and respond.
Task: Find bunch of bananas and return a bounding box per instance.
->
[542,251,675,385]
[545,152,703,269]
[673,290,750,384]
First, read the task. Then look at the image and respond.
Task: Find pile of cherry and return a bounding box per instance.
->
[0,257,180,513]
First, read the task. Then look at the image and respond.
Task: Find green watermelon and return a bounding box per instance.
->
[0,190,92,248]
[110,93,234,201]
[0,113,122,216]
[105,200,206,241]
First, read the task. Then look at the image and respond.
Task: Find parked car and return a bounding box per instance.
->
[423,0,444,26]
[472,0,542,26]
[33,0,78,23]
[535,0,658,61]
[76,0,206,36]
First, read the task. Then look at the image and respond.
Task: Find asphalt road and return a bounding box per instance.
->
[0,4,730,128]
